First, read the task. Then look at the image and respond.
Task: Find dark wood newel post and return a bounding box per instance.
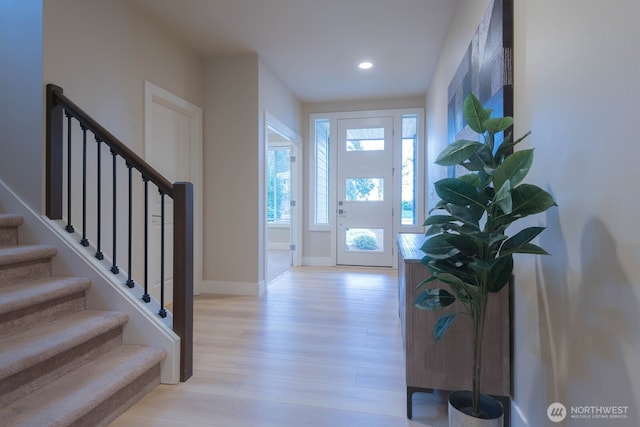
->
[44,83,194,383]
[46,84,64,219]
[173,182,194,381]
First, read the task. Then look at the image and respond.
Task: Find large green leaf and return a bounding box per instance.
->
[458,172,482,187]
[462,145,495,172]
[434,312,458,342]
[500,226,545,256]
[432,272,467,288]
[494,180,512,215]
[429,199,448,213]
[509,184,558,217]
[428,258,477,285]
[424,215,456,226]
[508,242,549,255]
[420,234,460,259]
[431,272,471,300]
[444,205,481,229]
[435,178,480,207]
[483,117,514,134]
[425,224,444,236]
[496,130,531,161]
[493,149,534,192]
[415,275,439,289]
[436,140,484,166]
[463,94,489,134]
[487,255,513,293]
[446,234,483,257]
[414,289,456,311]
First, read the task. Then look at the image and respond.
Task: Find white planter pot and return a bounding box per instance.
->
[448,391,504,427]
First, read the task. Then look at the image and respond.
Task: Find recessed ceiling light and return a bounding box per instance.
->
[358,61,373,70]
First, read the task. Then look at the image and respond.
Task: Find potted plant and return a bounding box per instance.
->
[414,93,557,425]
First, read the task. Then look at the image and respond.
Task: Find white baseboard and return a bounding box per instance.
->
[200,280,260,296]
[302,256,334,267]
[511,401,529,427]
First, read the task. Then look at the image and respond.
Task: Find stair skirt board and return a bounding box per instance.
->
[0,180,179,384]
[0,205,167,426]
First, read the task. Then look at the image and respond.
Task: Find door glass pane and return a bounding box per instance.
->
[314,119,330,225]
[345,178,383,201]
[267,147,290,223]
[346,127,384,151]
[401,114,417,225]
[345,228,384,252]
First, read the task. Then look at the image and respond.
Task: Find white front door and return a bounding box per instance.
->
[336,117,394,267]
[146,101,190,303]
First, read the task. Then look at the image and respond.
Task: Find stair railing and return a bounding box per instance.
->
[45,84,193,381]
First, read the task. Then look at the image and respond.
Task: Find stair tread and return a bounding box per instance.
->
[0,344,167,427]
[0,214,23,228]
[0,310,128,381]
[0,245,57,266]
[0,276,91,315]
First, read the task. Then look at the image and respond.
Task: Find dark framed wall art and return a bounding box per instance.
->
[447,0,514,177]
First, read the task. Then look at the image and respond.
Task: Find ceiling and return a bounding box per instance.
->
[128,0,460,103]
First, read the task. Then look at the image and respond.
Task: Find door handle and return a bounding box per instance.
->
[338,209,347,214]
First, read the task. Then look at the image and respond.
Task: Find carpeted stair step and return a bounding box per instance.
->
[0,276,92,339]
[0,309,128,408]
[0,344,167,427]
[0,214,23,247]
[0,244,57,285]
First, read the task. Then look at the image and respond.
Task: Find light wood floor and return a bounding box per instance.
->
[267,249,291,283]
[110,267,449,426]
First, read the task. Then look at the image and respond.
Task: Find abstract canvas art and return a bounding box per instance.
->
[447,0,514,176]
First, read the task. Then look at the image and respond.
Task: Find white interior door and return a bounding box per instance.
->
[147,101,190,303]
[336,117,394,267]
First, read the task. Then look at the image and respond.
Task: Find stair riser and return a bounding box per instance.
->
[0,259,52,286]
[0,326,123,408]
[0,293,86,340]
[0,213,164,426]
[0,227,18,247]
[71,364,161,427]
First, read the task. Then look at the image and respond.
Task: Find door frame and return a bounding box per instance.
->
[307,108,425,268]
[336,116,394,267]
[144,81,203,295]
[263,111,302,289]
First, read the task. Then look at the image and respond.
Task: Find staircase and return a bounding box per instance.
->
[0,213,166,427]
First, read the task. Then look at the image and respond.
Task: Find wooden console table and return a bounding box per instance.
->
[397,233,511,421]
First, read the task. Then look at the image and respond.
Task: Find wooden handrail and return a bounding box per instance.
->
[47,84,173,195]
[45,83,193,381]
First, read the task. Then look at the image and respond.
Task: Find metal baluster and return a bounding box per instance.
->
[158,190,167,318]
[126,163,134,288]
[110,149,119,274]
[80,124,89,247]
[142,177,151,303]
[64,111,74,233]
[95,136,104,260]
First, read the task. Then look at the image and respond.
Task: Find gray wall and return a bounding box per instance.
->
[0,0,43,211]
[426,0,640,424]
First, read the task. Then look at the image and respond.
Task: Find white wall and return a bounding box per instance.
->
[203,54,260,294]
[202,55,301,293]
[426,0,640,425]
[0,0,43,211]
[43,0,206,286]
[44,0,205,145]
